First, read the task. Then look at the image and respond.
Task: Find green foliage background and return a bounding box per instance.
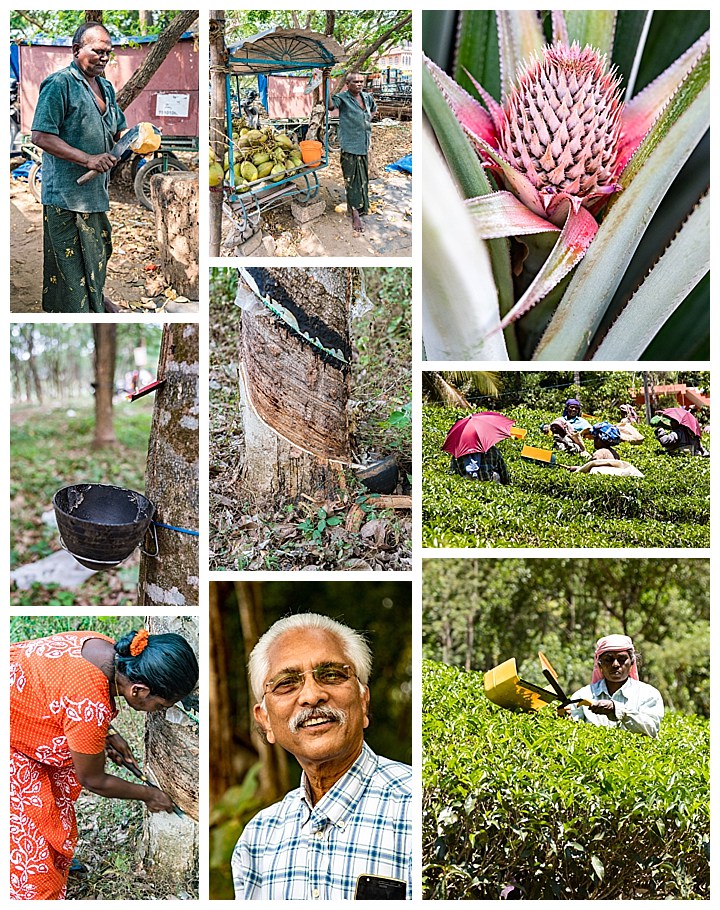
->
[10,11,185,40]
[423,402,710,548]
[423,557,709,719]
[423,661,709,899]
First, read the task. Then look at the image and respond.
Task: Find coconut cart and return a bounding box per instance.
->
[217,27,346,240]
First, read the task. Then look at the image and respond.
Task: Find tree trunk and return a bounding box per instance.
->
[235,581,289,802]
[209,582,235,803]
[238,267,353,500]
[209,11,227,257]
[137,324,199,606]
[150,172,199,298]
[139,10,153,35]
[142,614,199,876]
[115,10,199,111]
[91,325,116,449]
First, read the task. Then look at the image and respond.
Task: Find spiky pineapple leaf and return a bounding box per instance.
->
[642,274,709,360]
[454,10,501,102]
[612,10,652,98]
[593,193,709,360]
[563,10,616,58]
[534,48,709,360]
[422,63,517,351]
[421,62,492,200]
[634,10,710,93]
[421,10,459,72]
[496,10,545,100]
[423,124,509,362]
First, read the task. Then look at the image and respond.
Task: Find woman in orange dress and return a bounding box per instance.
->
[10,627,198,900]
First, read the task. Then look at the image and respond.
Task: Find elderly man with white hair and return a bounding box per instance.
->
[231,612,412,900]
[559,634,664,738]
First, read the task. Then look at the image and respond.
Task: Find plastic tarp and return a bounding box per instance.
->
[385,154,412,174]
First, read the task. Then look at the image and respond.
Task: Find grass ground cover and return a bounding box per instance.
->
[423,404,710,548]
[10,398,153,605]
[423,661,709,900]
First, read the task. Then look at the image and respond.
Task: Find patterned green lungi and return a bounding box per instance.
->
[42,206,112,313]
[340,152,370,216]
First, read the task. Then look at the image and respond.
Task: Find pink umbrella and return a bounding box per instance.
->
[660,407,702,438]
[442,411,515,457]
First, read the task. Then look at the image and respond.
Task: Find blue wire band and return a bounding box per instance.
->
[152,521,200,537]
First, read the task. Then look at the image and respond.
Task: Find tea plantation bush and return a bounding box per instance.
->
[422,405,710,547]
[423,661,709,900]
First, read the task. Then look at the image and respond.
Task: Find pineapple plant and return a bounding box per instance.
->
[423,10,709,360]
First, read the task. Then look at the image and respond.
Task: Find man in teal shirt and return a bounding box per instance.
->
[329,73,376,233]
[32,22,126,312]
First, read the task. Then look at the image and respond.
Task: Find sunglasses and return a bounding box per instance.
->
[598,654,631,667]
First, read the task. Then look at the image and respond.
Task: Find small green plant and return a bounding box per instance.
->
[382,400,412,430]
[297,508,343,543]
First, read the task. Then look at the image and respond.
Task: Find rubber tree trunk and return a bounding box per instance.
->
[209,10,227,257]
[150,172,199,298]
[138,324,199,606]
[238,267,353,499]
[91,324,116,449]
[142,614,199,878]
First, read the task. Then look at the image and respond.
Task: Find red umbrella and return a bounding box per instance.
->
[442,411,515,457]
[660,407,702,438]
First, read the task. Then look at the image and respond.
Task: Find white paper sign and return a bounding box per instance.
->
[155,93,190,118]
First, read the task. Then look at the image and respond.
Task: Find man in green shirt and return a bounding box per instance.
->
[329,72,376,233]
[32,22,127,313]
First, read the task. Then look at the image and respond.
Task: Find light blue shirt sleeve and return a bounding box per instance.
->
[567,678,664,738]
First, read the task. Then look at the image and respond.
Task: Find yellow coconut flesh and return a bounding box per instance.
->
[131,122,162,155]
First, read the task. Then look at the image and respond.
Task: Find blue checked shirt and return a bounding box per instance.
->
[232,742,412,900]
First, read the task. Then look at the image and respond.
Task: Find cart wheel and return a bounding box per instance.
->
[28,162,42,203]
[133,155,189,210]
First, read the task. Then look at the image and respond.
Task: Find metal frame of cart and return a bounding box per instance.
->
[223,28,347,232]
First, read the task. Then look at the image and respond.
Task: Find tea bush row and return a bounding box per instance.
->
[423,661,709,900]
[422,405,710,547]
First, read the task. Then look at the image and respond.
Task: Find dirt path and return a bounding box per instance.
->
[10,159,198,314]
[220,122,412,258]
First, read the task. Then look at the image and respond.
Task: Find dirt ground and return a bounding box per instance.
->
[220,121,412,258]
[10,155,198,314]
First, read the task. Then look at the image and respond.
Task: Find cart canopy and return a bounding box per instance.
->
[227,27,346,74]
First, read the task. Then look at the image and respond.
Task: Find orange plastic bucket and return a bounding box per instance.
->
[299,140,323,167]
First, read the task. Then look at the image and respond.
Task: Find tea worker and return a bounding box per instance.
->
[10,627,199,899]
[559,634,663,738]
[559,448,643,477]
[450,446,510,485]
[31,22,126,313]
[232,613,412,899]
[651,414,708,456]
[561,398,591,434]
[329,72,376,233]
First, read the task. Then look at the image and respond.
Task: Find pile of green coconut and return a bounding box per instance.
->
[209,118,309,192]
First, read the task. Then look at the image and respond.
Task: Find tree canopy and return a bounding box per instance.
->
[423,557,709,717]
[11,10,186,40]
[224,9,412,71]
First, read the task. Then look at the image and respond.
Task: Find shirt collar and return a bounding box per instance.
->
[299,741,377,830]
[594,677,634,700]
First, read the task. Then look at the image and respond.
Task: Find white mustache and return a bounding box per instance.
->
[289,706,347,734]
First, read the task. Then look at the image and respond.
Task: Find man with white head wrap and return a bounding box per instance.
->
[560,634,664,738]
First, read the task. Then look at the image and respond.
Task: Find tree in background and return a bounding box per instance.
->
[423,557,709,717]
[91,324,117,449]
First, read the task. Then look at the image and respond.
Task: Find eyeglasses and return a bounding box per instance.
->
[598,654,631,667]
[264,663,356,696]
